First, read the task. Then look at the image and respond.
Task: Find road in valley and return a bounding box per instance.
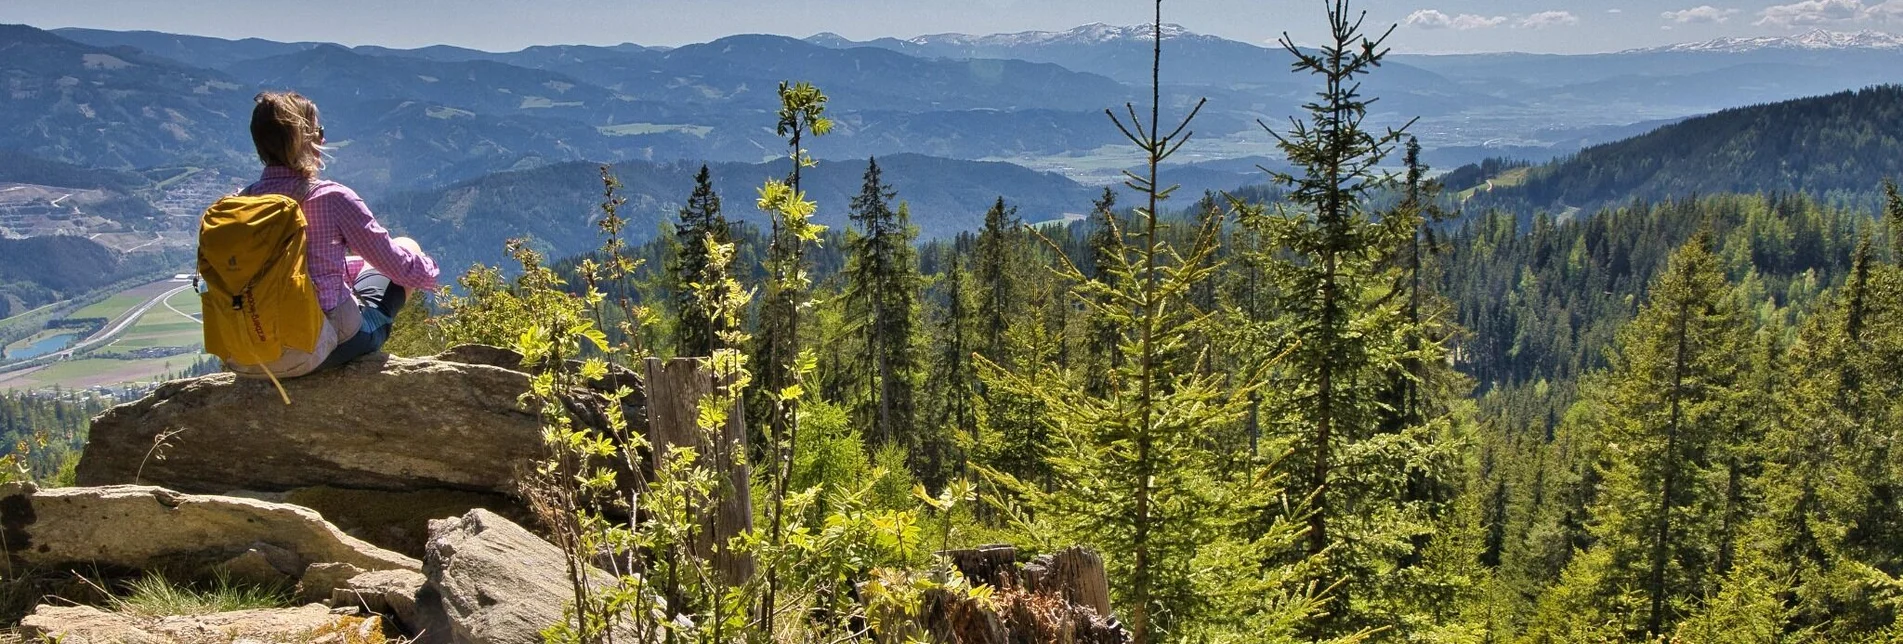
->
[163,291,202,324]
[49,283,193,360]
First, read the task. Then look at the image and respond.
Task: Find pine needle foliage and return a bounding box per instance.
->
[840,158,923,458]
[981,2,1348,642]
[673,164,732,359]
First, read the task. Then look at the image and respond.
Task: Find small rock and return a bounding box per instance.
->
[332,569,426,635]
[221,546,296,588]
[20,605,158,643]
[299,562,367,605]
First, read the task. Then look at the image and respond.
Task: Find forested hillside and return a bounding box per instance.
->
[0,236,185,316]
[354,1,1903,640]
[382,154,1114,272]
[1462,85,1903,213]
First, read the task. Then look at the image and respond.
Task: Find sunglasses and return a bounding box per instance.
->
[316,126,326,141]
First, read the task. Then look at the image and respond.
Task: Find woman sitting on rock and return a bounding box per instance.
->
[220,91,439,378]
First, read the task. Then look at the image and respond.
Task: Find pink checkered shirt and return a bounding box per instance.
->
[243,166,440,312]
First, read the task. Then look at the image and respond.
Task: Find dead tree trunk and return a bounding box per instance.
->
[644,357,754,585]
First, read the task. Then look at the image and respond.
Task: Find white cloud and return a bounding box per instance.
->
[1756,0,1870,26]
[1404,9,1509,30]
[1662,5,1741,23]
[1519,11,1581,29]
[1870,0,1903,20]
[1608,8,1624,13]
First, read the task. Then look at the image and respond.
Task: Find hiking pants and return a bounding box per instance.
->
[318,266,407,370]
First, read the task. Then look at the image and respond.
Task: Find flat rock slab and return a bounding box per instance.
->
[76,350,546,495]
[0,482,417,577]
[22,604,382,644]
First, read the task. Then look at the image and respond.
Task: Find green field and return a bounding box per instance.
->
[0,353,209,391]
[0,282,204,391]
[1455,166,1533,201]
[519,96,584,109]
[102,290,201,351]
[70,281,176,320]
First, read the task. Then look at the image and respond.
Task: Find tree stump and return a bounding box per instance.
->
[943,544,1019,588]
[643,357,753,585]
[1024,547,1113,619]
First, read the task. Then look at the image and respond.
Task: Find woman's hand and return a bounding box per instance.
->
[391,236,425,256]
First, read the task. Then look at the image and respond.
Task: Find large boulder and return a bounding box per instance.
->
[416,508,653,644]
[76,349,551,495]
[74,346,639,557]
[0,482,416,578]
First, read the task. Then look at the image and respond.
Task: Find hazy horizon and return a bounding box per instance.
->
[11,0,1903,55]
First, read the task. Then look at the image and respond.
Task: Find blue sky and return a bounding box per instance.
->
[9,0,1903,53]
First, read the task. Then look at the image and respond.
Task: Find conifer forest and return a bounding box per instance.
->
[13,0,1903,641]
[390,2,1903,641]
[364,1,1903,639]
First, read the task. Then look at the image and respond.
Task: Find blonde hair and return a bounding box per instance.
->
[250,91,325,179]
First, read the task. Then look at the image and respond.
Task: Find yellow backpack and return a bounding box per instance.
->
[197,193,322,401]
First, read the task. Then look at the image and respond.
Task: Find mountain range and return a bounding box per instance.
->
[1624,29,1903,54]
[1393,29,1903,119]
[7,20,1903,286]
[376,152,1272,273]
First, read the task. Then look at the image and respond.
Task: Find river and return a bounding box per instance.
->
[4,332,80,361]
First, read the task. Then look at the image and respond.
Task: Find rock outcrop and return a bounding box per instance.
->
[77,349,552,495]
[415,508,624,644]
[0,482,416,577]
[73,346,638,557]
[21,604,382,643]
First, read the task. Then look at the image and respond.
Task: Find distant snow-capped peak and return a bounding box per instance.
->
[1629,29,1903,53]
[909,22,1206,47]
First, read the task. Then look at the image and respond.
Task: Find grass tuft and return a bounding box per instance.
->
[105,572,291,617]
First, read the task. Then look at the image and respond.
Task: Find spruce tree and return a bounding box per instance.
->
[926,255,977,445]
[1559,232,1748,637]
[973,197,1019,365]
[1238,2,1449,629]
[982,1,1339,641]
[671,164,729,358]
[1254,0,1413,557]
[841,157,923,459]
[1887,179,1903,261]
[1084,188,1122,398]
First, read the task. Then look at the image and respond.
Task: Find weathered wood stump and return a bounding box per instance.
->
[945,544,1021,587]
[1025,547,1113,619]
[930,545,1127,643]
[643,357,754,585]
